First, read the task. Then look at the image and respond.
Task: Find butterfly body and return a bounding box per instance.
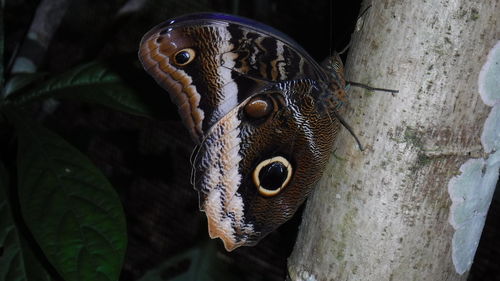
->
[139,13,347,251]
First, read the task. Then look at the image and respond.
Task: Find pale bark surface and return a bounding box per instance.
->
[288,1,499,281]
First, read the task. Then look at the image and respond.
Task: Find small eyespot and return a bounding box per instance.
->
[244,95,274,119]
[173,48,195,66]
[253,156,293,197]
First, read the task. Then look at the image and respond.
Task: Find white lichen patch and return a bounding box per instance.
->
[298,270,318,281]
[286,268,319,281]
[479,40,500,153]
[478,41,500,106]
[448,41,500,275]
[481,105,500,153]
[448,151,500,274]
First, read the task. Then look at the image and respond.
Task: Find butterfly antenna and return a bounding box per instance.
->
[321,95,364,152]
[332,111,365,151]
[347,81,399,94]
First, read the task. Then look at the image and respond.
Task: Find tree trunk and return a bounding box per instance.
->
[288,1,500,280]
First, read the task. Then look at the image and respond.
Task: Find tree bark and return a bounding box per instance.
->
[288,1,499,280]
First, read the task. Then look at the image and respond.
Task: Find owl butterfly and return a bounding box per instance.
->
[139,13,350,251]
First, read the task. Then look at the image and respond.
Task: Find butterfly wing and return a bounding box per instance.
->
[139,13,341,251]
[192,79,339,250]
[139,13,327,142]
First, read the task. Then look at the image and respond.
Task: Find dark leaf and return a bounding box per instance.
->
[8,62,154,117]
[0,161,52,281]
[6,109,127,281]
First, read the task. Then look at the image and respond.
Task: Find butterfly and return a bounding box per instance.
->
[139,13,350,251]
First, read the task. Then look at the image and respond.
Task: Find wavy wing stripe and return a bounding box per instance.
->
[139,34,205,141]
[204,26,240,128]
[271,40,287,80]
[196,106,255,251]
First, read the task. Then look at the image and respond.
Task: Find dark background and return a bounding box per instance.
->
[3,0,499,280]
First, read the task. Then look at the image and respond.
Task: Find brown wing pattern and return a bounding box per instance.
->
[139,13,348,251]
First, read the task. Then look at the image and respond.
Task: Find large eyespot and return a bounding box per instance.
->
[173,48,195,66]
[244,95,274,119]
[253,156,293,197]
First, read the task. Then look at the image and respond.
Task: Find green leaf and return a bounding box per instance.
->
[8,62,153,117]
[0,161,52,281]
[6,109,127,281]
[139,240,240,281]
